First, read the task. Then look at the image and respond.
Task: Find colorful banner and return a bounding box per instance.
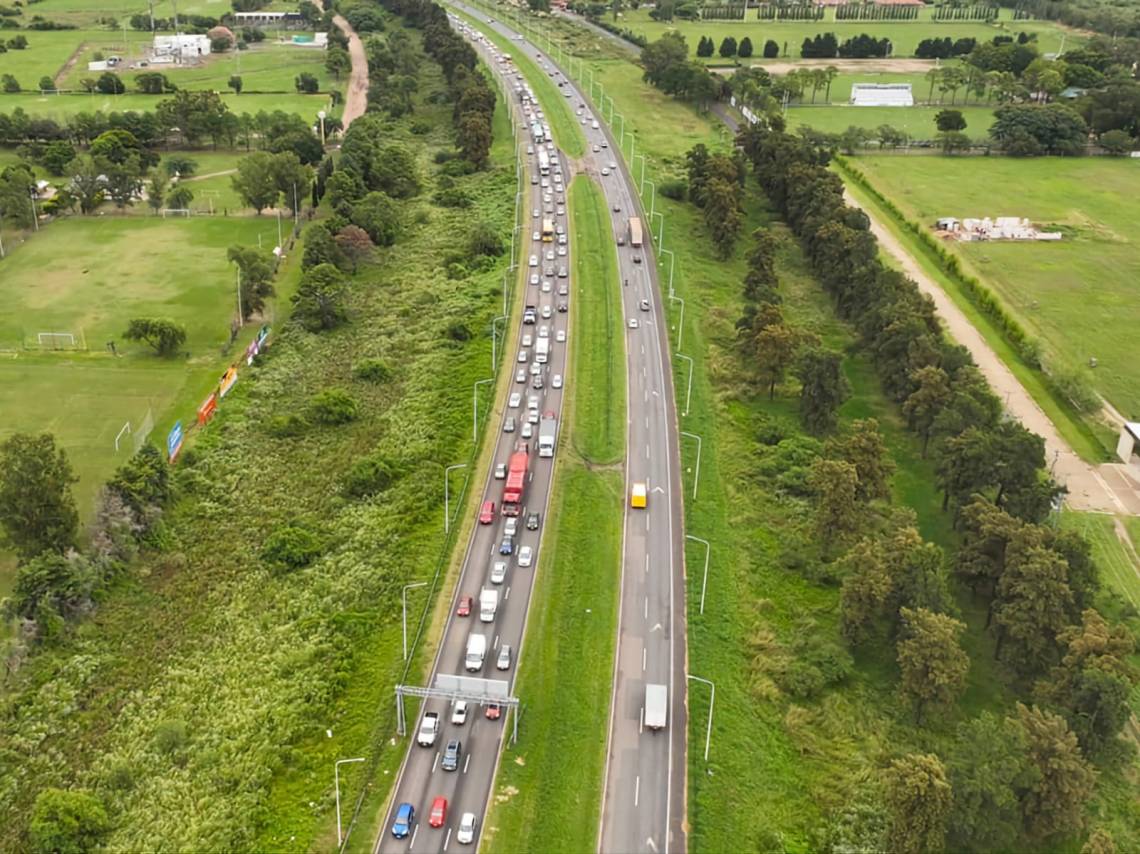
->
[218,365,238,398]
[166,421,184,462]
[244,325,272,365]
[197,393,218,426]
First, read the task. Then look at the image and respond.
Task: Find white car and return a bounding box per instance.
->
[601,167,610,176]
[557,246,566,257]
[517,545,533,567]
[497,644,512,670]
[521,422,533,439]
[494,463,507,479]
[532,231,540,242]
[457,812,477,845]
[452,701,468,726]
[556,329,566,342]
[491,561,507,584]
[528,408,540,425]
[538,324,549,338]
[552,373,563,389]
[529,273,539,286]
[522,333,533,347]
[542,304,553,318]
[516,368,526,383]
[509,392,522,407]
[532,208,539,218]
[558,234,567,245]
[541,280,552,293]
[628,318,639,329]
[517,350,528,363]
[529,254,538,268]
[592,144,600,152]
[610,162,619,171]
[545,249,555,261]
[592,120,600,129]
[529,361,541,376]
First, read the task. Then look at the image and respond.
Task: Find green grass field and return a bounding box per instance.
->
[485,175,625,852]
[617,6,1074,60]
[788,103,995,138]
[0,90,334,121]
[850,155,1140,418]
[0,215,279,518]
[0,29,101,83]
[23,0,295,27]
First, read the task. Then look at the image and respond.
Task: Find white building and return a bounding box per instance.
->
[850,83,914,107]
[152,34,211,62]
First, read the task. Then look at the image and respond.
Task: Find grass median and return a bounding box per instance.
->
[483,174,625,852]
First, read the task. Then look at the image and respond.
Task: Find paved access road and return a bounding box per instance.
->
[449,6,689,854]
[373,22,575,854]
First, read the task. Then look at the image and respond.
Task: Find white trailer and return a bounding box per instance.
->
[479,588,499,622]
[645,683,668,731]
[465,633,487,671]
[535,336,549,364]
[538,413,557,458]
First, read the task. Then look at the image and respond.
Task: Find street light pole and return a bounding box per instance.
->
[681,431,702,500]
[473,378,494,446]
[444,463,468,534]
[668,294,685,351]
[335,757,366,847]
[402,581,428,661]
[687,534,711,615]
[676,353,693,416]
[491,315,505,372]
[686,674,715,762]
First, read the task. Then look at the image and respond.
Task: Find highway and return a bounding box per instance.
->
[376,7,687,852]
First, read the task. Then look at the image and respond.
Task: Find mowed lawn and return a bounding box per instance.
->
[618,7,1074,60]
[852,155,1140,415]
[787,103,996,138]
[0,91,334,121]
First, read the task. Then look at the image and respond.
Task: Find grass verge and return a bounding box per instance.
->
[483,174,625,851]
[837,163,1110,462]
[448,3,586,157]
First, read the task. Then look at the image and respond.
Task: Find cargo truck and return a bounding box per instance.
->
[538,149,550,176]
[645,683,668,731]
[465,633,487,672]
[535,336,549,364]
[538,412,557,458]
[629,217,643,248]
[479,588,498,622]
[502,450,528,516]
[541,217,555,241]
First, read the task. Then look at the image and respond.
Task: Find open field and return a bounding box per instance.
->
[0,29,103,83]
[485,173,626,851]
[617,7,1075,60]
[851,155,1140,418]
[0,215,278,516]
[0,91,334,121]
[10,0,297,27]
[787,103,995,137]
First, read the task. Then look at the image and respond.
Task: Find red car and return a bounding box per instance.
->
[485,703,502,721]
[429,796,448,828]
[457,595,473,617]
[478,500,495,524]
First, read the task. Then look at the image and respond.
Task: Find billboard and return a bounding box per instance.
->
[197,392,217,426]
[166,421,183,462]
[218,365,238,398]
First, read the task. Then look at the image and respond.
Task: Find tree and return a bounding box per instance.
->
[883,753,952,854]
[0,164,36,227]
[96,71,125,95]
[325,47,351,80]
[123,318,187,357]
[903,366,950,456]
[1,73,20,93]
[1098,129,1134,155]
[738,37,753,59]
[269,151,312,213]
[350,191,399,246]
[993,534,1074,672]
[935,108,967,132]
[168,184,193,210]
[67,155,104,214]
[937,131,971,155]
[839,538,892,645]
[826,418,895,503]
[527,0,551,10]
[947,713,1034,852]
[101,154,144,211]
[228,74,243,95]
[135,71,173,94]
[91,127,143,164]
[291,263,347,332]
[703,177,742,259]
[373,144,421,199]
[38,75,55,92]
[146,173,166,214]
[795,346,849,434]
[0,433,79,559]
[897,607,969,723]
[752,323,799,399]
[231,151,279,213]
[696,36,713,59]
[227,245,275,319]
[924,67,943,103]
[719,36,737,58]
[41,141,77,176]
[335,224,373,273]
[457,110,493,168]
[1082,829,1118,854]
[807,458,861,553]
[302,222,344,270]
[28,788,110,854]
[763,39,779,59]
[295,72,320,94]
[1015,703,1096,842]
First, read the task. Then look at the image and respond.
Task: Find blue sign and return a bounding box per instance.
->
[167,421,184,462]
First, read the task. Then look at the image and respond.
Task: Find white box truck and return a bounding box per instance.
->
[479,589,499,623]
[465,633,487,672]
[645,683,668,731]
[538,412,557,458]
[535,336,549,364]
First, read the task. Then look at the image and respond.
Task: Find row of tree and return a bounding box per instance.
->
[683,142,746,259]
[696,34,755,59]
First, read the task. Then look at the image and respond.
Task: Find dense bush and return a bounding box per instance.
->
[261,524,323,570]
[308,388,359,424]
[353,357,393,382]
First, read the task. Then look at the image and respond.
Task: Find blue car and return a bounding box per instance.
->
[392,802,415,839]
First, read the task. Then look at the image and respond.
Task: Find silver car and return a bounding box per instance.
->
[497,644,512,670]
[491,561,507,584]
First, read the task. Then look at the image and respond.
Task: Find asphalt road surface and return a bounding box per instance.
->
[376,7,687,853]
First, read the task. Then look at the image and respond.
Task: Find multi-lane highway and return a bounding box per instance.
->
[376,7,687,852]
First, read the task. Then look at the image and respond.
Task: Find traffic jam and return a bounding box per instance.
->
[385,22,569,849]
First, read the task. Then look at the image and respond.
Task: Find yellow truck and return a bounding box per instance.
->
[630,482,647,508]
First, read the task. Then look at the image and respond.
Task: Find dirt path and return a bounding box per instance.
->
[182,169,237,182]
[845,187,1140,514]
[330,9,369,128]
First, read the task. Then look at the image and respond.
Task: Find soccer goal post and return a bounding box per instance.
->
[36,331,75,350]
[161,208,192,218]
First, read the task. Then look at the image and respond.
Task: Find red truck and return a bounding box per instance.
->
[502,449,528,516]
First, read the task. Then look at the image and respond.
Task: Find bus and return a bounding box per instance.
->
[541,217,554,241]
[537,149,550,176]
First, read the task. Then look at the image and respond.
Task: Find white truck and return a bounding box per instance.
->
[535,336,549,364]
[417,711,440,747]
[538,412,557,458]
[479,588,499,623]
[465,633,487,672]
[645,684,668,731]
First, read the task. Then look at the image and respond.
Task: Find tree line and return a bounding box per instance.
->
[732,120,1135,850]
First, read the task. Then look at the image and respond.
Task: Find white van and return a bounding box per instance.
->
[465,634,487,671]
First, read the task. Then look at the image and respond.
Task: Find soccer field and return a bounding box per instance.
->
[0,215,284,518]
[851,155,1140,417]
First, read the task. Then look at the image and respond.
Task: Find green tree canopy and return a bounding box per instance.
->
[0,433,79,559]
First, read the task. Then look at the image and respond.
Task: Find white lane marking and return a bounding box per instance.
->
[646,514,650,533]
[645,416,649,430]
[644,596,648,619]
[505,585,511,601]
[432,751,440,774]
[635,775,641,807]
[463,753,471,774]
[643,389,648,403]
[639,705,644,734]
[642,647,647,672]
[645,554,649,573]
[493,634,499,649]
[444,828,452,851]
[646,444,650,460]
[410,824,419,850]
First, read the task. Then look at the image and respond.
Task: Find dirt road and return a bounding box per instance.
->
[330,9,368,128]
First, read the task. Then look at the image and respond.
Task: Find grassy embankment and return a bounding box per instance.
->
[0,29,520,852]
[483,175,625,850]
[450,4,586,158]
[837,160,1114,460]
[460,4,1140,848]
